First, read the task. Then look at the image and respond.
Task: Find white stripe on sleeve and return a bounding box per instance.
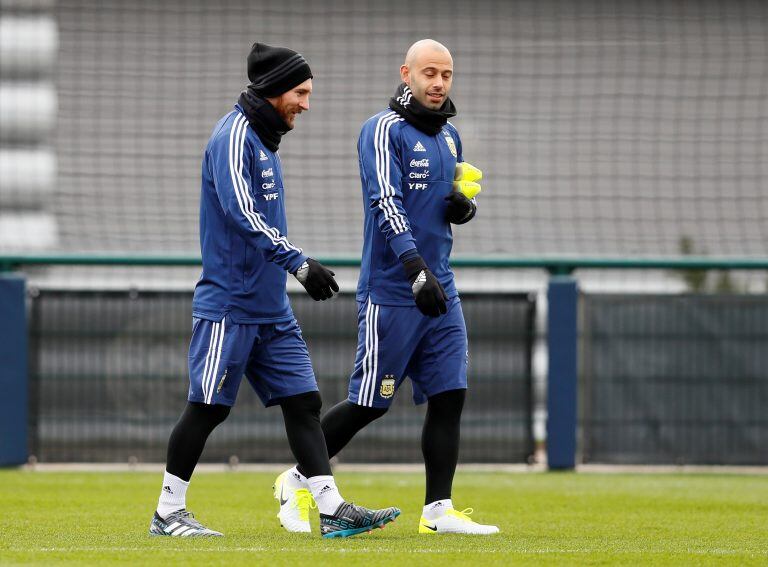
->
[373,112,408,235]
[227,114,302,254]
[379,117,408,232]
[376,113,407,233]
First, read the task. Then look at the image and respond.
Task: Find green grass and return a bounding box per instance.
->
[0,470,766,566]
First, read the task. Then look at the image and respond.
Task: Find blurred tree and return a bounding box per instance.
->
[677,236,707,292]
[676,236,741,293]
[713,271,738,293]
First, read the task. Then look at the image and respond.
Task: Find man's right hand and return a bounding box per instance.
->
[294,259,339,301]
[402,255,448,317]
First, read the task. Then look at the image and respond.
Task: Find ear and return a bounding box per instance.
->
[400,64,410,85]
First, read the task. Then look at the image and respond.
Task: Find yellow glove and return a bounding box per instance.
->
[454,161,483,183]
[453,180,482,200]
[453,161,482,199]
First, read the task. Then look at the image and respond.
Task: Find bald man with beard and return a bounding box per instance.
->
[273,39,499,536]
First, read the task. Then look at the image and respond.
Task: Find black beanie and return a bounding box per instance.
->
[246,42,313,98]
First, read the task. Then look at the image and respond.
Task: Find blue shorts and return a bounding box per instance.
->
[348,297,468,408]
[187,315,318,407]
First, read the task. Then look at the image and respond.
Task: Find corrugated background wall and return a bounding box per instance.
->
[43,0,768,257]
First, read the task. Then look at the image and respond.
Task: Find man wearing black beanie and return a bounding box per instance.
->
[238,42,315,145]
[149,43,400,539]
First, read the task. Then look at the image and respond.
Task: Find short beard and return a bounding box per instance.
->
[278,109,295,130]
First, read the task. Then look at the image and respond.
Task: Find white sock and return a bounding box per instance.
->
[423,499,453,520]
[285,466,309,490]
[156,471,189,518]
[307,475,344,515]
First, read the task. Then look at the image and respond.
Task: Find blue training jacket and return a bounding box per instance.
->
[192,105,308,324]
[356,109,464,306]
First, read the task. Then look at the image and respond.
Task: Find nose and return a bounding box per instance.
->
[299,98,310,111]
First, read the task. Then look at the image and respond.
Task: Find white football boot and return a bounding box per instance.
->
[273,470,315,533]
[418,507,500,535]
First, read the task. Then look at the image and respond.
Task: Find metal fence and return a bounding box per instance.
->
[27,289,535,463]
[580,293,768,465]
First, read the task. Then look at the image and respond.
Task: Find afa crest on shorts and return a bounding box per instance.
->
[380,375,396,399]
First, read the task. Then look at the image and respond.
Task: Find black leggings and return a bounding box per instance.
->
[301,388,466,504]
[166,391,332,481]
[279,391,332,477]
[422,389,465,504]
[166,402,230,481]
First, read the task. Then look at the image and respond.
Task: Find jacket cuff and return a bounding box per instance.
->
[285,252,309,274]
[389,232,417,259]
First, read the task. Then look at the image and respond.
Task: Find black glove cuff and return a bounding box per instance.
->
[401,254,428,284]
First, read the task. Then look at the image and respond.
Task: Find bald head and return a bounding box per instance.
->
[400,39,454,110]
[404,39,452,67]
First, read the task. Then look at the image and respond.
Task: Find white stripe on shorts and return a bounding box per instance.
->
[358,300,380,407]
[367,303,380,407]
[205,318,226,404]
[200,321,220,404]
[358,299,374,405]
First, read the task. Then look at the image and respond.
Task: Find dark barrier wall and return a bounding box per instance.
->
[581,294,768,465]
[0,277,28,466]
[28,290,535,463]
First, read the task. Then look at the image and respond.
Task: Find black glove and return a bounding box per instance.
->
[444,192,477,224]
[293,258,339,301]
[402,255,448,317]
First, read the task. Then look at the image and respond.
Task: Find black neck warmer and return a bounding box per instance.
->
[388,83,457,136]
[237,85,290,152]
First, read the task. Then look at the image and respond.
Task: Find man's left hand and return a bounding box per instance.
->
[444,192,477,225]
[294,258,339,300]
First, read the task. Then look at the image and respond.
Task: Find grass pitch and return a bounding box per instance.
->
[0,470,766,566]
